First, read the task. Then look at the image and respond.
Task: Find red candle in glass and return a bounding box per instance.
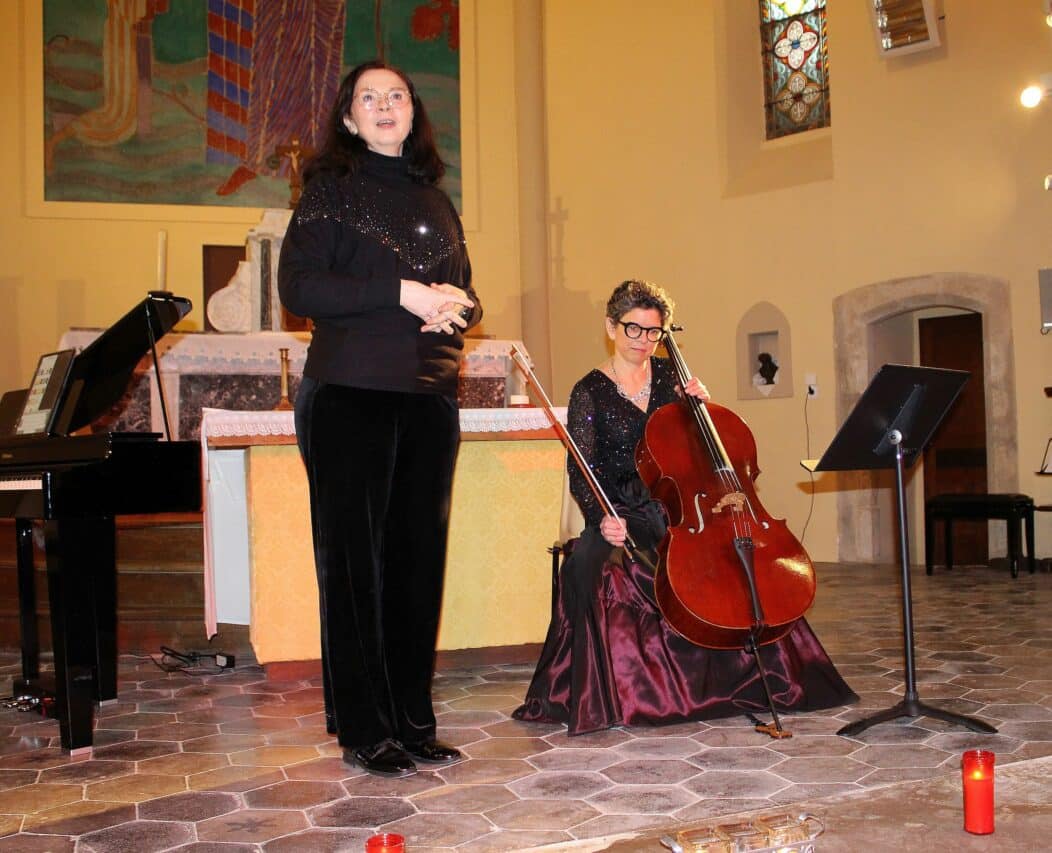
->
[961,749,995,834]
[365,833,405,853]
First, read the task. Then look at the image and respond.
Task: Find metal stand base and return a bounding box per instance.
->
[837,694,997,738]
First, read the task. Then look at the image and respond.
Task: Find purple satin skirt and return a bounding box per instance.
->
[513,531,858,736]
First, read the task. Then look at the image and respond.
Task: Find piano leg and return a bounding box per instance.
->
[15,519,39,684]
[43,516,116,753]
[92,517,118,703]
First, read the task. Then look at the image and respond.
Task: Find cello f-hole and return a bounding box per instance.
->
[689,493,706,534]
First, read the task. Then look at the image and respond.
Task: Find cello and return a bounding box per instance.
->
[636,327,816,735]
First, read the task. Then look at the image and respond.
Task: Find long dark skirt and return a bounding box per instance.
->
[514,527,858,736]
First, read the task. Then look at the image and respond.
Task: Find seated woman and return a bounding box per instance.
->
[514,280,857,736]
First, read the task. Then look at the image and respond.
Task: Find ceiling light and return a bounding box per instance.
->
[1022,85,1045,108]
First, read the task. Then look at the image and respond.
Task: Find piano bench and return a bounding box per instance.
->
[924,493,1036,579]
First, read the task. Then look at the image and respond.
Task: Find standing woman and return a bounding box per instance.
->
[279,60,481,778]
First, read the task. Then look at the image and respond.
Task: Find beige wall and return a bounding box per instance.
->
[542,0,1052,561]
[3,1,1050,566]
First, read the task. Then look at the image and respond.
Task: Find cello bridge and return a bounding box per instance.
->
[712,491,747,514]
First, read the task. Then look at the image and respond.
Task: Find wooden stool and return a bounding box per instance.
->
[925,493,1036,578]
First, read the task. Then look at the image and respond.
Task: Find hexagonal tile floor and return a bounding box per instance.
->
[0,561,1049,851]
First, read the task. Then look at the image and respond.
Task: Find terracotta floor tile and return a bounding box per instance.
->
[282,757,355,782]
[0,749,70,770]
[187,765,285,793]
[0,737,51,757]
[135,723,219,742]
[263,726,331,747]
[413,782,516,813]
[486,797,600,830]
[90,741,179,762]
[0,769,38,790]
[311,795,415,827]
[462,737,550,760]
[137,752,229,776]
[78,819,194,852]
[39,760,134,785]
[0,834,73,852]
[219,717,301,735]
[244,779,345,809]
[260,827,373,852]
[85,772,186,803]
[176,708,249,725]
[0,814,21,837]
[252,700,325,718]
[196,808,308,843]
[0,782,82,814]
[21,799,135,835]
[229,745,319,766]
[182,733,268,753]
[138,790,241,822]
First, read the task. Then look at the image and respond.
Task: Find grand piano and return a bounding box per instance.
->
[0,292,202,753]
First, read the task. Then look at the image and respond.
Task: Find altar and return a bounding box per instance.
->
[53,326,577,667]
[201,406,574,671]
[56,329,529,439]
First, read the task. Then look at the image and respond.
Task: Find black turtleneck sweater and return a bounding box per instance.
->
[278,150,480,397]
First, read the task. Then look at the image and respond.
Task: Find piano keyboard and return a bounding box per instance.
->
[0,475,43,491]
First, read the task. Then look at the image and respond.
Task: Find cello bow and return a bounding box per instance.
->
[509,346,639,554]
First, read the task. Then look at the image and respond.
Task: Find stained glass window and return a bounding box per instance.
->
[760,0,830,139]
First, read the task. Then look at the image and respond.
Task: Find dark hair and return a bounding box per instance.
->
[605,280,675,325]
[303,60,445,185]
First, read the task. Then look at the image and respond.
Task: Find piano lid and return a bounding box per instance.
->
[51,292,192,436]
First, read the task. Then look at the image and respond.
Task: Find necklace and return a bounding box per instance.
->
[610,359,651,404]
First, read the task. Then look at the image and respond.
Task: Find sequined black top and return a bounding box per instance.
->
[568,357,680,527]
[278,149,480,396]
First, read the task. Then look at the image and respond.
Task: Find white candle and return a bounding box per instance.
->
[157,229,168,292]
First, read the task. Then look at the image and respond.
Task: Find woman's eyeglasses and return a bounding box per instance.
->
[618,321,665,342]
[353,88,411,110]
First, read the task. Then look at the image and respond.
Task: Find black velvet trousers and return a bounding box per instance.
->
[295,379,460,749]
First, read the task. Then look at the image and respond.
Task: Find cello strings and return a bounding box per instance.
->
[666,334,753,541]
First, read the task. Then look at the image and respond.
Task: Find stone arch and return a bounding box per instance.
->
[832,272,1017,563]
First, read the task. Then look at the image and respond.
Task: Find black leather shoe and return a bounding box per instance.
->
[401,739,462,765]
[347,739,416,777]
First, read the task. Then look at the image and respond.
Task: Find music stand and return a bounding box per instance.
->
[803,364,997,737]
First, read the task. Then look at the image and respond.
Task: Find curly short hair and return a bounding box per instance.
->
[605,280,674,325]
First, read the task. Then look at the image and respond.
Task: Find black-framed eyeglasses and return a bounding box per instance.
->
[617,321,665,342]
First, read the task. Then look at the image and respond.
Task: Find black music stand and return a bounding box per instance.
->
[804,364,997,737]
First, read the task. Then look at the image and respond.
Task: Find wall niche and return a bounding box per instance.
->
[736,301,794,400]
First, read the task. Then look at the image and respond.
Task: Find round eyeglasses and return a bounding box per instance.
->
[617,321,665,342]
[354,88,411,110]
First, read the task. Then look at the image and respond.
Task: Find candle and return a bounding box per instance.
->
[961,749,995,834]
[156,229,168,292]
[364,833,405,852]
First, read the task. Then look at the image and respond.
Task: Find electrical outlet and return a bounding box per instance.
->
[805,372,818,398]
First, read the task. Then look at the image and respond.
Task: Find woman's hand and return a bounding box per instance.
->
[400,280,473,334]
[682,377,710,400]
[599,514,628,547]
[421,283,473,334]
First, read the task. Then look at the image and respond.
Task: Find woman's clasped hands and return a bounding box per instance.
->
[400,280,473,334]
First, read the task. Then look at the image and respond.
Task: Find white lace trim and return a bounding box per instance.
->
[200,405,566,440]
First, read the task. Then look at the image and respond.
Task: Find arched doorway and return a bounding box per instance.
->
[832,273,1018,564]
